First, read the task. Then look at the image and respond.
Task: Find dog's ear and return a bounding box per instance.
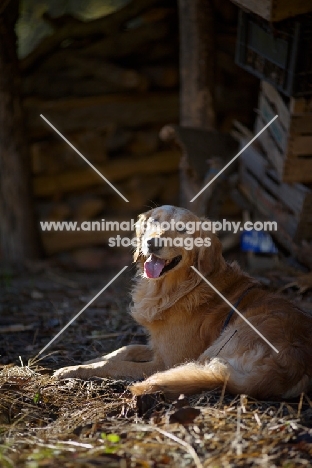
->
[196,233,224,276]
[133,210,152,262]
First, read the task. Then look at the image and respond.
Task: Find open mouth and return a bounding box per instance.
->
[144,254,182,279]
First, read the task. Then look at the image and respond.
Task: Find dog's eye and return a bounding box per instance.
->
[176,227,187,233]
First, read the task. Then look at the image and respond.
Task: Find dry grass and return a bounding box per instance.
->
[1,266,312,467]
[1,364,312,467]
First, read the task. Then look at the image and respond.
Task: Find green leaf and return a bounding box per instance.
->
[106,434,120,443]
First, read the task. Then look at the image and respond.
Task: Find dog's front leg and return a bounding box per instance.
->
[54,344,163,380]
[84,344,154,364]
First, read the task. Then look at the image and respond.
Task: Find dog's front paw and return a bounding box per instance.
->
[54,365,89,380]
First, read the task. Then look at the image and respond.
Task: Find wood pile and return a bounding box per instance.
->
[240,83,312,261]
[22,0,181,267]
[255,81,312,183]
[232,0,312,268]
[20,0,259,267]
[239,139,312,249]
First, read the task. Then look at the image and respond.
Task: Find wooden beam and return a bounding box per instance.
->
[33,150,180,197]
[24,92,179,139]
[41,217,127,255]
[21,0,162,72]
[0,0,40,261]
[178,0,216,129]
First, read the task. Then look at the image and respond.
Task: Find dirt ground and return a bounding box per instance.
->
[1,251,312,467]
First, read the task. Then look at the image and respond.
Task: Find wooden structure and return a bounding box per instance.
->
[230,0,312,22]
[229,0,312,266]
[240,139,312,248]
[255,81,312,183]
[0,0,39,262]
[160,125,238,216]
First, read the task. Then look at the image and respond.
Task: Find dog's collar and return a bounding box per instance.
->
[221,286,257,333]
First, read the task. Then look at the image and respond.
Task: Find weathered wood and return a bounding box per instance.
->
[256,81,312,183]
[230,0,312,22]
[140,65,178,89]
[161,125,238,215]
[178,0,216,129]
[236,182,312,267]
[127,130,159,156]
[30,19,172,75]
[261,81,289,130]
[23,59,149,98]
[31,130,107,175]
[21,0,163,72]
[74,198,106,222]
[239,139,312,243]
[0,0,39,261]
[290,97,312,114]
[25,92,179,139]
[41,217,128,255]
[34,150,180,197]
[80,18,171,59]
[290,136,312,155]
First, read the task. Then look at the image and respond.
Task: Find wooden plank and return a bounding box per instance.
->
[271,0,312,21]
[288,135,312,155]
[290,96,312,114]
[284,159,312,183]
[24,92,179,139]
[296,223,312,239]
[33,150,180,197]
[178,0,216,129]
[239,142,312,240]
[239,140,308,214]
[258,94,287,151]
[255,82,312,183]
[41,217,128,255]
[261,81,289,130]
[254,116,284,176]
[240,165,299,237]
[231,0,271,20]
[238,183,305,255]
[232,0,312,21]
[290,116,312,135]
[21,0,162,71]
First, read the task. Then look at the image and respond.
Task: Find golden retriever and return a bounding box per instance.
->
[55,205,312,399]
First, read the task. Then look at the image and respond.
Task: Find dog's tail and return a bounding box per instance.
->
[131,354,312,399]
[130,359,230,396]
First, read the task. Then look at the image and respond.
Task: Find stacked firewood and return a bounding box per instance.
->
[21,0,180,267]
[21,0,258,267]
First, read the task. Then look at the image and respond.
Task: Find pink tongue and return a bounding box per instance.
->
[144,255,166,278]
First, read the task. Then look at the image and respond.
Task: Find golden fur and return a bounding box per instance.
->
[55,205,312,399]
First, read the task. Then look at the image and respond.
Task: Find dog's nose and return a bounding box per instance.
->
[147,238,160,252]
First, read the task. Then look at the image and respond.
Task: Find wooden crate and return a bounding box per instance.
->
[236,12,312,97]
[239,140,312,245]
[231,0,312,22]
[255,81,312,183]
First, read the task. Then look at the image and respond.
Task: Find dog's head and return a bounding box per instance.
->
[134,205,224,279]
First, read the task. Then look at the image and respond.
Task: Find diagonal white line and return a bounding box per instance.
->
[190,115,278,202]
[40,114,129,202]
[35,266,128,358]
[191,266,279,353]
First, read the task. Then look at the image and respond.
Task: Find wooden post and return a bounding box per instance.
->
[178,0,216,129]
[0,0,39,261]
[178,0,216,212]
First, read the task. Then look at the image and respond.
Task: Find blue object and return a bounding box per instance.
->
[241,229,278,254]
